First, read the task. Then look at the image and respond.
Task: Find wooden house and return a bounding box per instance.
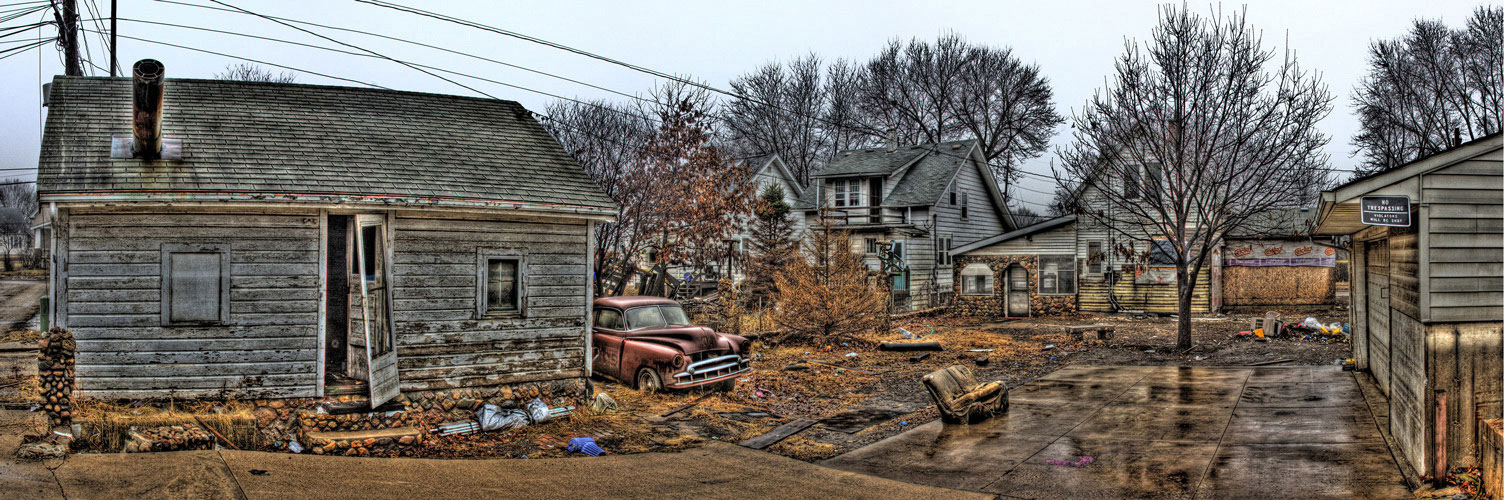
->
[794,139,1017,311]
[1070,173,1217,314]
[1313,132,1501,478]
[36,63,613,406]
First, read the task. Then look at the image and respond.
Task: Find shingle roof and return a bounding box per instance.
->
[36,76,613,215]
[796,139,978,209]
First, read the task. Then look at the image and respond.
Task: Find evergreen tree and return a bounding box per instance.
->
[745,184,796,304]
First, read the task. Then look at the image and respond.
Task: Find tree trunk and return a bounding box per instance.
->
[1176,265,1193,351]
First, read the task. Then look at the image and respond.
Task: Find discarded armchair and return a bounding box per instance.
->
[922,365,1008,424]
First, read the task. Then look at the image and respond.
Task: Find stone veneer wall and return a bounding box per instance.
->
[951,255,1077,317]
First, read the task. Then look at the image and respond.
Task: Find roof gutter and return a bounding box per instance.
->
[37,191,617,222]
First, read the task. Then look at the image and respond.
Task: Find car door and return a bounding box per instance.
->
[592,307,626,379]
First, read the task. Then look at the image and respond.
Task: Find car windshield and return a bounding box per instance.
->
[660,305,691,326]
[625,305,691,330]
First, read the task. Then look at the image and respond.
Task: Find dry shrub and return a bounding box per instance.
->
[773,222,886,343]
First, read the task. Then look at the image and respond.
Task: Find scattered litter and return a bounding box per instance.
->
[878,342,943,352]
[475,405,529,432]
[754,388,773,398]
[909,352,931,363]
[590,393,619,414]
[740,419,817,450]
[286,440,303,454]
[1042,344,1056,351]
[807,360,875,375]
[844,352,858,358]
[898,327,916,339]
[249,469,270,476]
[974,356,990,366]
[967,349,993,352]
[1046,456,1095,467]
[898,421,908,426]
[567,437,606,456]
[1194,356,1205,361]
[783,363,809,371]
[1251,358,1293,366]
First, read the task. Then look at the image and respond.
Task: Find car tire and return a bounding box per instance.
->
[635,367,663,393]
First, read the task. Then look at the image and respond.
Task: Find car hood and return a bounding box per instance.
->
[626,326,721,353]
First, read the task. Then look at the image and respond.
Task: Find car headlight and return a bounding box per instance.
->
[673,354,685,368]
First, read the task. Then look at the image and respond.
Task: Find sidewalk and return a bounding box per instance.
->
[2,439,989,500]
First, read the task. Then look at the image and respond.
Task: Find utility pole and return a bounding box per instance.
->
[54,0,82,76]
[110,0,118,77]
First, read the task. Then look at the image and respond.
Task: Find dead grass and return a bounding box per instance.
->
[74,399,257,451]
[0,329,39,344]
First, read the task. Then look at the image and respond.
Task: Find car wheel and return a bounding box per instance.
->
[635,367,663,393]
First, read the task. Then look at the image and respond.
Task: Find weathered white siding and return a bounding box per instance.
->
[1422,150,1503,322]
[932,159,1006,246]
[965,224,1077,256]
[63,209,322,399]
[390,215,589,392]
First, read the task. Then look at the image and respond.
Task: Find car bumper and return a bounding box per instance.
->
[666,354,751,389]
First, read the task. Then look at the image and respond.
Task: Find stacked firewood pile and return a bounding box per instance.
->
[124,424,213,453]
[36,327,74,426]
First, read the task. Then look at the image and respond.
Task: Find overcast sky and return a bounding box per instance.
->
[0,0,1494,210]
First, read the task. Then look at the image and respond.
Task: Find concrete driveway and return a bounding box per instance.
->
[823,365,1411,499]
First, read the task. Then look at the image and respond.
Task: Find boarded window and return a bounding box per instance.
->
[1087,242,1104,274]
[1039,255,1076,294]
[486,259,519,313]
[961,263,993,295]
[161,245,228,325]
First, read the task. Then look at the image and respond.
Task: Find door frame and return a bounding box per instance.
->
[1006,264,1030,318]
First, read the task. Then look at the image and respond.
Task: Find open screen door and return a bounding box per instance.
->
[355,215,399,407]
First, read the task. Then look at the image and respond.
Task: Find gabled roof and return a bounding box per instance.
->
[1314,133,1502,235]
[949,215,1075,255]
[36,76,614,217]
[795,139,989,210]
[749,155,803,196]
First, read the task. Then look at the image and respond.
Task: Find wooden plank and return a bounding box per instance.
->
[1428,247,1503,263]
[76,361,317,378]
[72,325,316,340]
[1432,263,1504,277]
[1428,218,1504,234]
[77,348,317,365]
[740,419,817,450]
[1430,204,1502,219]
[1429,277,1504,293]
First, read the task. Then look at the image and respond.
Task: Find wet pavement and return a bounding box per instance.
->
[823,365,1411,499]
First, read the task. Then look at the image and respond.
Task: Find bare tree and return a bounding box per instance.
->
[542,99,653,295]
[723,55,831,185]
[1352,6,1503,174]
[215,63,297,83]
[1046,183,1079,218]
[0,180,35,271]
[857,33,1063,196]
[1056,4,1332,350]
[1010,205,1047,226]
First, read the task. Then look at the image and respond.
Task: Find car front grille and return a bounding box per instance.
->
[672,353,750,384]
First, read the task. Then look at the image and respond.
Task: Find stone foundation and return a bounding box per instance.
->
[952,255,1078,317]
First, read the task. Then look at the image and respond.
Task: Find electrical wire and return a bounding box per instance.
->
[79,29,388,88]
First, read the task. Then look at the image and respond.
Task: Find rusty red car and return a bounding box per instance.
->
[590,296,751,392]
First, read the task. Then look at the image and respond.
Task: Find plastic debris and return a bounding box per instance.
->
[898,327,916,339]
[476,405,529,432]
[590,393,619,414]
[526,398,552,424]
[286,440,303,453]
[844,352,859,358]
[567,437,606,456]
[1042,344,1056,351]
[898,421,908,426]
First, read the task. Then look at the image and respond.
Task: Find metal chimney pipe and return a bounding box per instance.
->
[131,59,165,160]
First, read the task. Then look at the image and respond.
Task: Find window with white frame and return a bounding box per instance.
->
[936,236,953,266]
[1038,255,1076,294]
[960,263,993,295]
[833,180,849,207]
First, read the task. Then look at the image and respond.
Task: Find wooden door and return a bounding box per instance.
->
[1007,265,1030,317]
[354,215,399,407]
[1365,241,1391,397]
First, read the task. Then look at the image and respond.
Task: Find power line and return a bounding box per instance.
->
[94,17,664,127]
[152,0,653,106]
[80,29,388,88]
